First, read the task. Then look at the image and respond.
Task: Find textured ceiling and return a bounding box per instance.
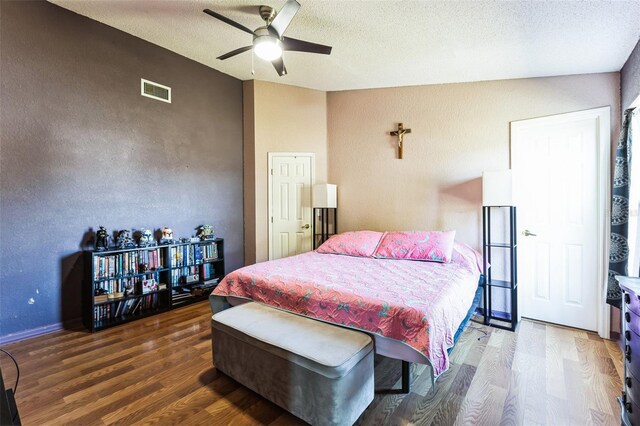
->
[49,0,640,91]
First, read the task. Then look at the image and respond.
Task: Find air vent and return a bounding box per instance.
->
[141,78,171,103]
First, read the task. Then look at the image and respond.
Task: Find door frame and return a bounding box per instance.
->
[267,152,316,261]
[510,106,611,338]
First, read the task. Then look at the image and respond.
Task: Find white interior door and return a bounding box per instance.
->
[511,108,609,332]
[269,154,313,260]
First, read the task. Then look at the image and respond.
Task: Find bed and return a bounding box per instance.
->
[210,239,484,391]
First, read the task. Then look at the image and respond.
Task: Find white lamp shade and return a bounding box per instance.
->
[313,184,337,208]
[482,170,513,206]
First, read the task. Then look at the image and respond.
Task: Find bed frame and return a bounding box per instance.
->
[213,274,485,394]
[399,274,484,392]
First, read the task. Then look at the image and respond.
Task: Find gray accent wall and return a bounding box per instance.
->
[0,1,244,339]
[622,38,640,110]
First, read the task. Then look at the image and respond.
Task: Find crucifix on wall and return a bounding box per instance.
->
[389,122,412,159]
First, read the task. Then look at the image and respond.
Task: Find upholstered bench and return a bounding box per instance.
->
[211,302,374,426]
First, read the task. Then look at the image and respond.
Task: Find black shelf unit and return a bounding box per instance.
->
[313,207,337,249]
[483,206,518,331]
[84,238,224,331]
[168,239,225,309]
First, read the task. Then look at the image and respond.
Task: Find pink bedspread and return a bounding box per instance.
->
[212,243,482,377]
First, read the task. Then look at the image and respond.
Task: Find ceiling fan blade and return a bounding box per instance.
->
[272,57,287,77]
[269,0,300,37]
[203,9,254,35]
[282,36,332,55]
[217,46,253,60]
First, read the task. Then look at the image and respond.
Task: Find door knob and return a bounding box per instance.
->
[302,224,310,229]
[523,229,537,237]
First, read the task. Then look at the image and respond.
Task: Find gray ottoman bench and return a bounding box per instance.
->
[211,302,374,426]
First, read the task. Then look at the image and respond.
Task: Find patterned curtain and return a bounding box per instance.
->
[607,108,635,308]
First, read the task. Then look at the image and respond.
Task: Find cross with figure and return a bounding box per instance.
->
[389,122,412,159]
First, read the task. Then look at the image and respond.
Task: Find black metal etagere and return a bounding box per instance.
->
[483,206,518,331]
[313,207,337,249]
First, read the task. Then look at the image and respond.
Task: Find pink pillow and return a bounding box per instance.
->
[316,231,384,257]
[374,230,456,263]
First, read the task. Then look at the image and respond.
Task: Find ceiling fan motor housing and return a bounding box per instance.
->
[254,26,279,39]
[258,5,276,24]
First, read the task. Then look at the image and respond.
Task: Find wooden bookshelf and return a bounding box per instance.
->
[83,238,225,331]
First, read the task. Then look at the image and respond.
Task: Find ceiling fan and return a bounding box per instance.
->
[203,0,332,76]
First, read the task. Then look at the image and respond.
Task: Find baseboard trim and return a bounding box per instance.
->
[0,318,82,345]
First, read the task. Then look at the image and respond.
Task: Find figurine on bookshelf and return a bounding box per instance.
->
[136,228,155,248]
[95,226,109,251]
[196,224,215,241]
[123,280,136,297]
[115,229,135,249]
[160,227,174,245]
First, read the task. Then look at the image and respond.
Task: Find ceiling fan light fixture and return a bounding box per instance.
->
[204,0,331,77]
[253,36,283,61]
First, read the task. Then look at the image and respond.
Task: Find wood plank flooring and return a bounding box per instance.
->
[0,302,623,425]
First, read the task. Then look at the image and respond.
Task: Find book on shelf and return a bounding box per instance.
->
[131,298,142,315]
[201,263,220,281]
[172,295,191,302]
[201,242,218,261]
[93,249,166,280]
[201,277,219,287]
[124,299,135,315]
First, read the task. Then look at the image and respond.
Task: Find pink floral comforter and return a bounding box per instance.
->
[212,243,482,377]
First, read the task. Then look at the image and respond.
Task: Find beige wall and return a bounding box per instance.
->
[244,80,328,264]
[327,73,620,249]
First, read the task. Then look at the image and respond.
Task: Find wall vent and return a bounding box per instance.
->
[141,78,171,103]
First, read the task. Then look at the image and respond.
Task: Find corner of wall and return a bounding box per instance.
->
[249,81,329,263]
[243,80,257,265]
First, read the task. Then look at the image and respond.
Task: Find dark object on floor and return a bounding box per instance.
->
[0,354,21,425]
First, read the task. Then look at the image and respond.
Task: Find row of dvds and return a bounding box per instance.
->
[171,266,199,283]
[201,243,219,260]
[95,272,164,295]
[93,293,160,322]
[170,245,201,268]
[94,249,164,279]
[201,263,218,281]
[169,242,219,268]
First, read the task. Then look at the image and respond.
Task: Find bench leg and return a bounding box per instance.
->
[401,361,411,393]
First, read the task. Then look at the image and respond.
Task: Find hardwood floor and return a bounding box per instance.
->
[0,302,623,425]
